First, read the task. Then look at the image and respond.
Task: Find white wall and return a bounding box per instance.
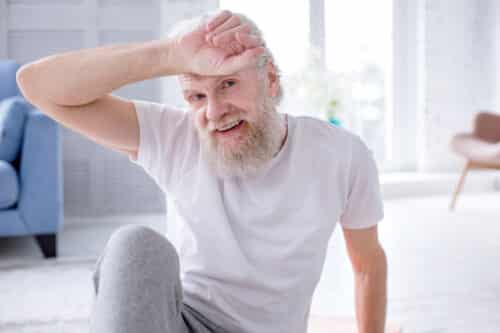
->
[1,0,218,220]
[392,0,422,171]
[419,0,496,172]
[493,0,500,113]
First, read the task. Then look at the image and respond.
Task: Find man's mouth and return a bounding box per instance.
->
[216,120,244,133]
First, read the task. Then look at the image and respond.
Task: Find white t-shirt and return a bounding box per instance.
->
[129,99,384,333]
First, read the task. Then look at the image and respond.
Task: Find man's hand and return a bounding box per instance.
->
[171,10,266,76]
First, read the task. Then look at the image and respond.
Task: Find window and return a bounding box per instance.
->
[325,0,393,168]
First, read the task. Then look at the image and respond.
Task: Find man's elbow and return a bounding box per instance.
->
[353,246,387,276]
[16,64,39,104]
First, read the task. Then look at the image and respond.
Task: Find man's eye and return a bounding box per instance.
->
[190,94,205,102]
[221,80,236,89]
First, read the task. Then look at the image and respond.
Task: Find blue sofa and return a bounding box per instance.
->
[0,60,63,258]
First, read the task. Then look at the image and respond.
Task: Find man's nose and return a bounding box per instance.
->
[206,97,226,122]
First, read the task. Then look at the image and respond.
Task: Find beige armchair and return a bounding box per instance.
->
[449,111,500,210]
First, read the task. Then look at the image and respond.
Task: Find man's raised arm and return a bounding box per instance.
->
[15,10,264,158]
[17,39,179,107]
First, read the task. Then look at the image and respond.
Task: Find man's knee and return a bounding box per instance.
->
[91,224,179,294]
[106,224,176,257]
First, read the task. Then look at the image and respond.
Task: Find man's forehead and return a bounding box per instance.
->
[180,72,233,85]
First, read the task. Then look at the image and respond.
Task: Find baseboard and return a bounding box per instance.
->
[381,171,500,199]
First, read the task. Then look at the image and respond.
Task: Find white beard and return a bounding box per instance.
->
[194,99,285,180]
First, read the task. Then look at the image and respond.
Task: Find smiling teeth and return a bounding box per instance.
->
[218,120,241,132]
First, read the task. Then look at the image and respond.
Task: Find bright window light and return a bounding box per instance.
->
[326,0,393,166]
[326,0,392,74]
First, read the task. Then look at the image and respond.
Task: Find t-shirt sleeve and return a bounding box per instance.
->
[339,135,384,229]
[128,99,196,192]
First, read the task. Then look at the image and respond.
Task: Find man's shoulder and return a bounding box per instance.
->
[292,114,360,150]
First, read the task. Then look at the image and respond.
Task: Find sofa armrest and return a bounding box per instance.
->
[17,109,64,234]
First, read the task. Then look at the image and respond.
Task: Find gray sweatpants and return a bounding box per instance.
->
[90,224,227,333]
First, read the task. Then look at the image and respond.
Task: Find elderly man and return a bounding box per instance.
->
[16,10,387,333]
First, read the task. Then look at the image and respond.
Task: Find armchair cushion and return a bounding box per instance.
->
[0,96,30,162]
[0,160,19,209]
[0,60,21,100]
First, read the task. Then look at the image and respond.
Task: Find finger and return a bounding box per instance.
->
[226,41,245,56]
[207,15,241,39]
[205,10,232,32]
[222,46,266,74]
[212,24,251,47]
[235,33,263,49]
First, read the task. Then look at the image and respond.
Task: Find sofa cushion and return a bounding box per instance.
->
[0,96,30,162]
[0,160,19,209]
[0,60,21,101]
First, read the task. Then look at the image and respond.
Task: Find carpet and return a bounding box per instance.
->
[0,259,95,332]
[308,315,403,333]
[0,259,402,332]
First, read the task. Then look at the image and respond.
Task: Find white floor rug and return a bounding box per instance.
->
[0,258,403,333]
[0,259,95,332]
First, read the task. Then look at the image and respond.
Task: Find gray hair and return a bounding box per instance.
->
[168,11,284,106]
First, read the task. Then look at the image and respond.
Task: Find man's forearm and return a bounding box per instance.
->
[354,252,387,333]
[17,39,180,106]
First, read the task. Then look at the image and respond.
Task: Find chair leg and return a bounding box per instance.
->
[450,161,471,211]
[34,233,57,258]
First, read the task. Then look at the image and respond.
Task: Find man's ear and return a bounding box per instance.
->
[265,61,279,98]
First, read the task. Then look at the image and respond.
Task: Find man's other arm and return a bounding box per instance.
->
[342,225,387,333]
